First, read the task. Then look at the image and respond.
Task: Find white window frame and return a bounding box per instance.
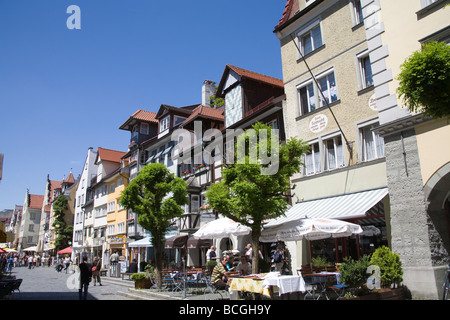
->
[107,201,115,213]
[323,134,345,170]
[298,79,316,116]
[305,0,316,7]
[357,50,374,89]
[303,141,321,175]
[160,116,170,133]
[296,19,323,57]
[359,121,385,162]
[316,68,338,107]
[351,0,364,26]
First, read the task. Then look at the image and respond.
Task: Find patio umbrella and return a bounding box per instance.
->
[192,217,251,239]
[260,217,363,242]
[23,246,37,252]
[0,247,6,254]
[57,246,72,254]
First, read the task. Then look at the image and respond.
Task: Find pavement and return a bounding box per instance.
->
[2,264,235,301]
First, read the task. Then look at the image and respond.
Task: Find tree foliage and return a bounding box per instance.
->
[397,41,450,119]
[206,122,309,273]
[52,195,73,251]
[119,163,188,287]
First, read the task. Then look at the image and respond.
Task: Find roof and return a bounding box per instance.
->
[226,65,284,88]
[273,0,324,32]
[96,147,126,164]
[181,104,224,127]
[119,109,158,130]
[29,194,44,209]
[155,104,196,119]
[63,172,75,184]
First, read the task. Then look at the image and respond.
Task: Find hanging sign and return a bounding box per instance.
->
[309,114,328,133]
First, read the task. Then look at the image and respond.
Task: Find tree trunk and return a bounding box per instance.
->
[251,229,261,274]
[153,236,164,289]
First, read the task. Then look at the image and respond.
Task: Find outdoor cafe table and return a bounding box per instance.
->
[300,272,340,300]
[229,272,305,299]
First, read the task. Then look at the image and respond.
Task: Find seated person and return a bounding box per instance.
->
[225,255,235,272]
[211,256,229,289]
[128,259,138,273]
[236,256,252,275]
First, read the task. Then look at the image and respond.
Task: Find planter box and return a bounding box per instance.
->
[134,278,153,289]
[339,288,404,300]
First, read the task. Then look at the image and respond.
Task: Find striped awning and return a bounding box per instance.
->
[265,187,389,228]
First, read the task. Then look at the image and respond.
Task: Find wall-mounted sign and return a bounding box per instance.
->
[369,93,378,111]
[309,114,328,133]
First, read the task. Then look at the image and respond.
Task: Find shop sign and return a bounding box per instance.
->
[109,235,124,245]
[369,93,378,111]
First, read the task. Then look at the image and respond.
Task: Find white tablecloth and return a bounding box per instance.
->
[262,273,306,295]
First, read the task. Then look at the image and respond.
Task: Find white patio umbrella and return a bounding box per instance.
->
[193,217,251,239]
[260,217,363,242]
[22,246,38,252]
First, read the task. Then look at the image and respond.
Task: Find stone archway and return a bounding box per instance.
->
[423,162,450,265]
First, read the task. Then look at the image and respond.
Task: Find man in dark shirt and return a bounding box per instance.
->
[79,256,92,300]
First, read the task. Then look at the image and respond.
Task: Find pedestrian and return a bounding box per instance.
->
[92,256,102,286]
[28,255,34,269]
[208,246,217,261]
[64,255,71,274]
[211,255,229,290]
[79,255,92,300]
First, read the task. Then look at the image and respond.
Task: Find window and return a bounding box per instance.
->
[117,222,125,234]
[107,201,116,213]
[266,119,279,129]
[304,142,321,175]
[174,116,186,127]
[357,51,374,89]
[420,0,438,8]
[305,0,316,7]
[360,124,385,161]
[298,69,338,116]
[299,81,316,115]
[324,135,345,170]
[352,0,364,25]
[318,71,338,106]
[107,224,115,236]
[299,24,323,55]
[160,116,170,133]
[140,123,149,135]
[109,183,115,193]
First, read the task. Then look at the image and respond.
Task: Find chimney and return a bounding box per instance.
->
[202,80,216,107]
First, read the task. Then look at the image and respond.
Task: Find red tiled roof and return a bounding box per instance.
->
[130,109,158,123]
[49,180,62,203]
[226,65,284,88]
[274,0,296,31]
[63,172,75,184]
[182,104,224,127]
[29,194,44,209]
[96,147,126,164]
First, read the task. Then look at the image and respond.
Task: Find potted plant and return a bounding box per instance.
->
[130,267,154,289]
[339,255,372,299]
[370,246,405,300]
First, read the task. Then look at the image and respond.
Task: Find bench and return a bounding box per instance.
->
[100,269,108,277]
[121,272,133,280]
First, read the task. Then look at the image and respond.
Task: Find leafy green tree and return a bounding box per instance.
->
[52,195,73,251]
[206,122,309,273]
[119,163,188,288]
[397,41,450,119]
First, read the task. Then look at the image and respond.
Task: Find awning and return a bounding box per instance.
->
[186,236,212,249]
[128,237,153,248]
[265,187,389,228]
[164,234,189,249]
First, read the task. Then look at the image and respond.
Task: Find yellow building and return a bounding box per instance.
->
[105,167,129,259]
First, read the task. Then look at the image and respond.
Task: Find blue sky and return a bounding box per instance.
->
[0,0,286,210]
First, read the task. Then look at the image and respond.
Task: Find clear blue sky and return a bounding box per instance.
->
[0,0,287,210]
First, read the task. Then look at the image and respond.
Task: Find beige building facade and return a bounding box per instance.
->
[274,0,390,276]
[363,0,450,299]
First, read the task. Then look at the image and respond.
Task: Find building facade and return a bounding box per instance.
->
[274,0,390,272]
[362,0,450,299]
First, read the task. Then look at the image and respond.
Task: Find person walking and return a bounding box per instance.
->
[64,256,71,274]
[92,256,102,286]
[79,256,92,300]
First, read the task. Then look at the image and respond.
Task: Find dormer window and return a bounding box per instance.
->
[174,116,186,127]
[140,123,149,135]
[160,116,170,133]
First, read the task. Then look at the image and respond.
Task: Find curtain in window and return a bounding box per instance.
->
[311,26,322,49]
[363,127,376,161]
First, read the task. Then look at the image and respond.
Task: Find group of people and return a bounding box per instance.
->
[207,243,289,290]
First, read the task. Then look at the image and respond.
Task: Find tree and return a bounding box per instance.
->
[397,41,450,119]
[119,163,188,288]
[206,122,309,273]
[52,195,73,251]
